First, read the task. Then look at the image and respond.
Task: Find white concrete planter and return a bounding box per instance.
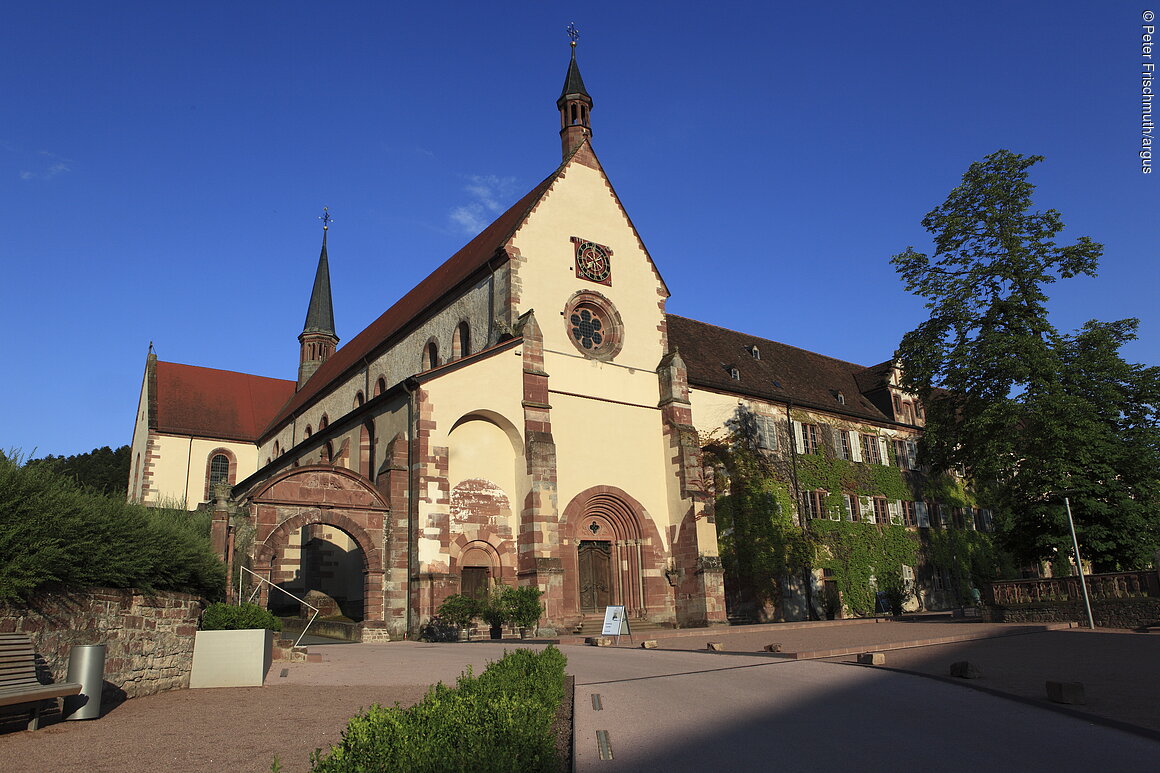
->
[189,629,274,688]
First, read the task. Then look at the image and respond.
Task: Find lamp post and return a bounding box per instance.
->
[1062,496,1096,629]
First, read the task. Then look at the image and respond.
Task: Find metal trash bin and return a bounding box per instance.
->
[64,644,106,720]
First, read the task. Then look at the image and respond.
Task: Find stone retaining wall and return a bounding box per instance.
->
[984,596,1160,629]
[0,588,204,701]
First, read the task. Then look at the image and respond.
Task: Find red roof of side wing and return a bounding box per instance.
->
[154,361,296,443]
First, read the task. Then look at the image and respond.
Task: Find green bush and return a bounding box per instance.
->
[436,593,481,628]
[0,453,227,603]
[309,646,567,773]
[201,602,283,631]
[500,585,544,630]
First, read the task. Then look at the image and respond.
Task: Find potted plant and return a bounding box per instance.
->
[501,585,545,638]
[480,585,509,639]
[436,594,481,641]
[190,602,282,688]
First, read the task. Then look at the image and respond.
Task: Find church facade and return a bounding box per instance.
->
[129,44,979,637]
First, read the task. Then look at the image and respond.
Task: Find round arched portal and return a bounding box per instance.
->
[562,486,663,619]
[457,540,502,603]
[249,466,388,625]
[254,509,382,623]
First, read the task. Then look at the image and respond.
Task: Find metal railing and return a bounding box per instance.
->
[239,566,319,648]
[987,570,1159,606]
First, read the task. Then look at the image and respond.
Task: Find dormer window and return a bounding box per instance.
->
[836,391,846,405]
[749,345,760,360]
[730,367,740,380]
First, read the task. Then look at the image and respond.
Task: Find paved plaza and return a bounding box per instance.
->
[1,618,1157,771]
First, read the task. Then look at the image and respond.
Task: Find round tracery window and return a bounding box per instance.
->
[564,291,623,361]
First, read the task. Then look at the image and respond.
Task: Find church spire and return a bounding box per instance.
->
[298,208,339,389]
[557,23,593,160]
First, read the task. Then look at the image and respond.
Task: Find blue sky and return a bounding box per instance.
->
[4,2,1156,457]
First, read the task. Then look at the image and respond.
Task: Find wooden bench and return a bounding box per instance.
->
[0,633,82,730]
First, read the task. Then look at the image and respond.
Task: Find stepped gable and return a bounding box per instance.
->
[261,168,565,438]
[665,314,892,423]
[154,361,295,442]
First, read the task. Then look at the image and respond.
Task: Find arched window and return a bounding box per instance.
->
[374,377,387,397]
[354,391,365,408]
[452,321,471,360]
[304,425,313,438]
[421,339,440,371]
[204,449,237,502]
[319,414,329,430]
[359,420,376,480]
[209,455,229,487]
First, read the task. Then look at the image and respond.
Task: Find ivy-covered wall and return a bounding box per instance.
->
[709,404,1003,619]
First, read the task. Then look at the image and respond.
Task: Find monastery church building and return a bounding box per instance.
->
[129,43,932,637]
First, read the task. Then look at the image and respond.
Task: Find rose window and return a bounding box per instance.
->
[570,308,604,350]
[563,291,623,361]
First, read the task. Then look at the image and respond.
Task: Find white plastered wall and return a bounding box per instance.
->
[505,158,678,543]
[419,349,527,566]
[145,434,259,509]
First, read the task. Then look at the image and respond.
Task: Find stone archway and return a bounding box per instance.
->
[561,486,668,621]
[247,465,388,623]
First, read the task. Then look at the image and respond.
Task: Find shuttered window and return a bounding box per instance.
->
[756,416,778,450]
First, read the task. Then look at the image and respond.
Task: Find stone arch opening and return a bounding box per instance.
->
[562,486,665,619]
[456,540,501,602]
[250,466,388,624]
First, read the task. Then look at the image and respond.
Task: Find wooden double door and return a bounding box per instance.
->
[578,540,613,613]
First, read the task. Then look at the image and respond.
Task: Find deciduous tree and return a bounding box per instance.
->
[893,150,1159,570]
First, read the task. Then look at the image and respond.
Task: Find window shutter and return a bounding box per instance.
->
[792,421,804,454]
[851,432,863,462]
[841,495,854,521]
[889,500,903,525]
[760,417,777,450]
[916,501,930,527]
[878,437,890,466]
[833,429,845,459]
[859,496,873,523]
[906,440,918,469]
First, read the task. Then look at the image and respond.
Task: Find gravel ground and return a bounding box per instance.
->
[0,683,431,773]
[2,621,1156,771]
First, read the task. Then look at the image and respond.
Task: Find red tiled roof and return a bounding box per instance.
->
[154,361,296,443]
[666,314,893,423]
[261,167,565,437]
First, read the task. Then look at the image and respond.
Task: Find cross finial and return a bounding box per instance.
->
[566,22,579,48]
[318,207,333,231]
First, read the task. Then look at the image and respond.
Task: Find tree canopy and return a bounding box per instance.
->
[893,150,1160,571]
[22,445,130,495]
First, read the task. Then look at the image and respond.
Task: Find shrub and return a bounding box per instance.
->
[201,602,283,631]
[501,585,544,630]
[309,646,567,773]
[417,616,459,642]
[436,593,481,629]
[0,453,226,603]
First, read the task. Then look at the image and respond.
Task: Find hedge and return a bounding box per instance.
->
[201,602,283,631]
[308,646,567,773]
[0,454,226,603]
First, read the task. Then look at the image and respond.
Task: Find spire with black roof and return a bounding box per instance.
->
[298,208,339,389]
[558,23,594,159]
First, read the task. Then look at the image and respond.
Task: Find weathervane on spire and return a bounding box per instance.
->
[318,207,333,231]
[566,22,579,48]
